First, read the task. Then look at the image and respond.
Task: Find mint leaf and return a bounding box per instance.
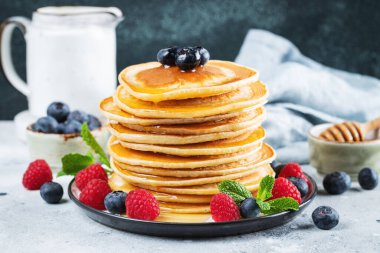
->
[256,199,270,211]
[218,180,252,204]
[261,197,300,215]
[81,122,110,167]
[57,170,67,177]
[57,153,95,177]
[257,175,274,201]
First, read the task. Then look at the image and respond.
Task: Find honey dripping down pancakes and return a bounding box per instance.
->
[100,46,275,222]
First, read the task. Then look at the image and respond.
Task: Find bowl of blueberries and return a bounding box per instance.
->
[26,102,108,172]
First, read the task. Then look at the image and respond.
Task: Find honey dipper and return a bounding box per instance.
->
[320,117,380,143]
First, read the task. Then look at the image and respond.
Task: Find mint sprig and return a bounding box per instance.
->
[57,153,95,176]
[57,122,111,177]
[218,180,252,204]
[81,122,110,167]
[217,175,300,215]
[257,175,274,201]
[261,197,299,215]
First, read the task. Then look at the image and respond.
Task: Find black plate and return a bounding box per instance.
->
[68,174,317,238]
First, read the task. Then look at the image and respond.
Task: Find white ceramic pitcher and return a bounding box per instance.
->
[0,6,123,117]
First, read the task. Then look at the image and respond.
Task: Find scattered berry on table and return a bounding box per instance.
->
[358,167,378,190]
[47,102,70,123]
[210,193,240,222]
[157,47,178,66]
[22,159,53,190]
[278,162,308,183]
[67,110,89,123]
[287,176,309,197]
[104,191,127,214]
[40,182,64,204]
[63,119,82,134]
[75,163,108,191]
[32,116,59,133]
[269,177,302,204]
[79,179,112,210]
[126,189,160,221]
[312,206,339,230]
[175,47,201,71]
[323,171,351,195]
[87,114,102,130]
[195,46,210,66]
[239,197,260,219]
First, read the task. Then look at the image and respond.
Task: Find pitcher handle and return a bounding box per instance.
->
[0,17,31,96]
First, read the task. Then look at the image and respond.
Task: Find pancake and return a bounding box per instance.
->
[112,160,267,187]
[111,142,274,177]
[121,107,265,135]
[155,213,210,223]
[118,127,265,156]
[109,173,213,204]
[108,135,264,169]
[130,164,275,195]
[119,60,259,102]
[108,121,262,145]
[113,81,268,119]
[100,97,264,126]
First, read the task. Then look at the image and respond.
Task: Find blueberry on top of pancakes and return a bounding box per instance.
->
[157,47,178,66]
[195,46,210,66]
[175,47,201,71]
[157,46,210,71]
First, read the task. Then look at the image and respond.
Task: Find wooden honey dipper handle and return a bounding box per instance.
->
[320,117,380,142]
[363,117,380,133]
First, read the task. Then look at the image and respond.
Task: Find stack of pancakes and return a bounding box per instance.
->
[100,60,275,222]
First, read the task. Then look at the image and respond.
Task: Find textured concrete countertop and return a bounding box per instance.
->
[0,121,379,253]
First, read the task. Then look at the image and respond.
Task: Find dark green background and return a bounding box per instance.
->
[1,0,379,119]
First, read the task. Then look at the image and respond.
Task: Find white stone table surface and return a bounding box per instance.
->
[0,121,379,253]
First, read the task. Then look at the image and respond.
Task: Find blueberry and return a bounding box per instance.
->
[33,116,58,133]
[56,123,66,134]
[287,176,309,197]
[157,47,178,66]
[270,161,285,177]
[47,102,70,123]
[67,110,89,123]
[358,168,378,190]
[63,120,82,134]
[175,47,201,71]
[312,206,339,230]
[104,191,127,214]
[323,171,351,195]
[40,182,63,204]
[239,198,260,218]
[195,46,210,66]
[87,114,102,130]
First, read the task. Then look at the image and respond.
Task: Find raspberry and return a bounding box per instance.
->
[278,162,308,182]
[75,163,108,191]
[270,177,302,204]
[126,189,160,221]
[210,193,240,222]
[22,160,53,190]
[79,179,112,210]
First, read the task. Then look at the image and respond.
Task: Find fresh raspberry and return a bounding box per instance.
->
[22,160,53,190]
[75,163,108,191]
[269,177,302,204]
[278,162,308,182]
[79,179,112,210]
[126,189,160,221]
[210,193,240,222]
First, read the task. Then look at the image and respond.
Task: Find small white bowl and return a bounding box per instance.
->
[308,123,380,179]
[26,126,109,173]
